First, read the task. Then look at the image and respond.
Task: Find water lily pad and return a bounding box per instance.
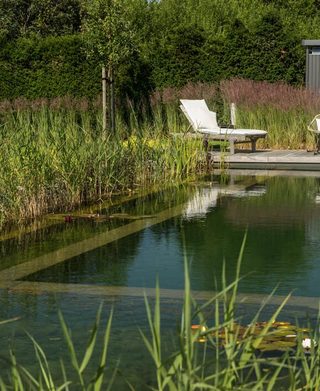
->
[191,321,313,353]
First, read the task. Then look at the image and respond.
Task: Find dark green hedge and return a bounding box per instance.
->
[0,35,101,99]
[0,12,306,101]
[148,12,305,88]
[0,34,153,105]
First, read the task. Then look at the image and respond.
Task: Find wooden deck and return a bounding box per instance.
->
[210,149,320,171]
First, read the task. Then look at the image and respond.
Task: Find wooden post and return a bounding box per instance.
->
[229,139,235,154]
[230,102,236,127]
[102,66,107,133]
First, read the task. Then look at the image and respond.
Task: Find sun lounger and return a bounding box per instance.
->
[180,99,267,154]
[307,114,320,154]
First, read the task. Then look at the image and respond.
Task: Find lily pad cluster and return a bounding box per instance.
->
[191,321,315,353]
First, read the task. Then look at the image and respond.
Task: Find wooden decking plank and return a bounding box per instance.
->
[210,150,320,170]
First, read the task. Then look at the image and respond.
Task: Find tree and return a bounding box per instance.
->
[82,0,136,133]
[0,0,81,39]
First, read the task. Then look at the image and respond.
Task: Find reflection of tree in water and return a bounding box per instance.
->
[1,185,193,277]
[143,185,197,244]
[25,229,144,285]
[0,218,123,271]
[8,176,320,294]
[23,186,193,284]
[0,222,74,270]
[172,177,320,294]
[101,184,193,217]
[56,186,195,285]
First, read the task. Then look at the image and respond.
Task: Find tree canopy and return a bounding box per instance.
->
[1,0,319,99]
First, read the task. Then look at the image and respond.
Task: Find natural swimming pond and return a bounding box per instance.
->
[1,173,320,388]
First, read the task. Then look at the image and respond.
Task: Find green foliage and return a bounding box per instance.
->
[82,0,136,68]
[0,35,100,99]
[0,0,317,99]
[220,78,320,149]
[0,104,206,226]
[0,34,152,101]
[141,237,320,390]
[145,0,312,87]
[250,12,303,83]
[1,238,320,389]
[0,0,81,39]
[150,25,208,88]
[0,306,114,390]
[220,19,254,80]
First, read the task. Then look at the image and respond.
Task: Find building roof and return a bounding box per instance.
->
[302,40,320,47]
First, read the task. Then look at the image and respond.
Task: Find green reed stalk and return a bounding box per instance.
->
[235,107,311,150]
[142,234,320,390]
[2,80,319,227]
[0,105,207,227]
[0,304,114,390]
[1,238,320,389]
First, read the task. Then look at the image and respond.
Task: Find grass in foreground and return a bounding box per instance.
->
[0,235,319,389]
[142,235,320,390]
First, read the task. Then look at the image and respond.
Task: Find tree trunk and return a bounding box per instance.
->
[102,66,107,133]
[108,65,116,134]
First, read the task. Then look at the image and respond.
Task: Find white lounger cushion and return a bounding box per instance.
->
[201,128,267,136]
[180,99,219,130]
[180,99,267,136]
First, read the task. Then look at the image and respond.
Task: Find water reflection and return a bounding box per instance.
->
[7,175,320,297]
[1,288,316,390]
[40,232,143,286]
[2,174,320,388]
[0,186,193,276]
[183,183,266,219]
[180,176,320,296]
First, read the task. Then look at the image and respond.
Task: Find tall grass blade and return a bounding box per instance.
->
[9,350,24,391]
[239,292,291,368]
[0,317,20,326]
[58,310,85,389]
[16,365,39,389]
[79,303,102,374]
[0,378,7,391]
[27,332,56,390]
[92,307,113,391]
[60,360,70,391]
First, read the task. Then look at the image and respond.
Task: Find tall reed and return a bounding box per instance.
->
[3,236,320,389]
[220,78,320,149]
[152,79,319,150]
[1,78,319,227]
[0,305,114,390]
[0,100,207,228]
[142,235,320,390]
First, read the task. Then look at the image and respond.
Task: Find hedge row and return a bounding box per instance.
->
[0,15,306,101]
[0,35,152,102]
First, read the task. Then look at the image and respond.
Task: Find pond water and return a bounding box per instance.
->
[1,173,320,388]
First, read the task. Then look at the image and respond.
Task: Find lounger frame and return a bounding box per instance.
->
[180,100,267,154]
